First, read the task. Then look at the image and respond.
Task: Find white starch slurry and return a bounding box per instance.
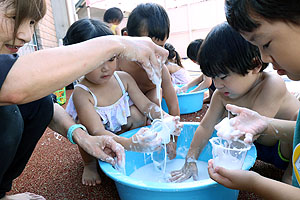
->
[129,158,209,183]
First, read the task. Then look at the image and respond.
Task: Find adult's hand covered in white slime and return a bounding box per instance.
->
[83,135,125,167]
[120,37,167,84]
[215,104,268,144]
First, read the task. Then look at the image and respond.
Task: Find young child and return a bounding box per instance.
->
[169,22,300,184]
[103,7,123,35]
[206,0,300,198]
[164,43,191,85]
[64,18,181,186]
[117,3,180,160]
[178,39,215,103]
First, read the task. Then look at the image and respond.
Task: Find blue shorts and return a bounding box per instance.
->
[254,141,289,170]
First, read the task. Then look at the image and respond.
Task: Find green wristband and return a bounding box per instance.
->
[67,124,87,144]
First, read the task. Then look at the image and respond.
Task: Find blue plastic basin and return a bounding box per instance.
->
[161,86,207,114]
[99,123,257,200]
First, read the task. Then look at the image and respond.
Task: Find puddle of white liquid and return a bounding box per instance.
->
[129,158,209,183]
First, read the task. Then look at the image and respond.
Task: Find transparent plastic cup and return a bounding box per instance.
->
[150,119,173,144]
[150,118,176,172]
[209,137,251,170]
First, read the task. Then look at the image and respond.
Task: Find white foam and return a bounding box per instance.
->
[215,117,241,140]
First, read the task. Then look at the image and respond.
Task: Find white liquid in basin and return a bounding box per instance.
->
[129,158,209,183]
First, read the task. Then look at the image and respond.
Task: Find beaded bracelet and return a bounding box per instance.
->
[67,124,87,144]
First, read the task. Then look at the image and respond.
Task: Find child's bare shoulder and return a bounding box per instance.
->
[115,71,135,83]
[262,72,286,92]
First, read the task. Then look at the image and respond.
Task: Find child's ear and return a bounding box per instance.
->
[252,57,262,74]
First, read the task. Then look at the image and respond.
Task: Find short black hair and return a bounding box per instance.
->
[126,3,170,41]
[225,0,300,33]
[103,7,123,24]
[187,39,203,62]
[63,18,113,45]
[198,22,267,78]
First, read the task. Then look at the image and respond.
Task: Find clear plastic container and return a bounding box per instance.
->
[209,137,251,170]
[150,118,176,144]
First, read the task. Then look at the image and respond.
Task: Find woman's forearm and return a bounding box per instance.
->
[1,36,167,105]
[0,36,122,104]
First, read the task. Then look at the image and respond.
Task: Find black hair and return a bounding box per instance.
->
[164,43,183,68]
[121,27,127,36]
[225,0,300,33]
[198,22,267,78]
[186,39,204,62]
[9,0,46,44]
[126,3,170,41]
[63,18,113,45]
[103,7,123,24]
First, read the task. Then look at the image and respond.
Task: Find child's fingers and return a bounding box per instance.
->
[244,133,254,144]
[142,131,158,141]
[208,165,233,187]
[226,104,244,115]
[101,136,125,166]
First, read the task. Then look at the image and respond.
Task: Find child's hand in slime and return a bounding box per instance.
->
[131,127,162,152]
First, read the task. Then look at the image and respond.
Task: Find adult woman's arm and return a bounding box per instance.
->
[0,36,167,105]
[48,103,125,166]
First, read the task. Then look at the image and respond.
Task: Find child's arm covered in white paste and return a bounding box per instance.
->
[121,71,182,136]
[169,91,226,182]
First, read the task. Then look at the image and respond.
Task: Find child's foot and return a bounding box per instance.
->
[0,192,45,200]
[82,162,102,186]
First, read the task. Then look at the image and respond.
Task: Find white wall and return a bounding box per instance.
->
[167,0,226,58]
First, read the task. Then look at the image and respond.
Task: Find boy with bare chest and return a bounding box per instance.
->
[118,3,180,159]
[170,22,300,184]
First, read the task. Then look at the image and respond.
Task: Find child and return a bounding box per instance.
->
[103,7,123,35]
[117,3,180,160]
[178,39,215,100]
[64,19,181,186]
[169,22,300,184]
[164,43,191,85]
[206,0,300,197]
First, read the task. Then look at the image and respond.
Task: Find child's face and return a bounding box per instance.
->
[213,70,259,99]
[85,57,117,84]
[0,2,35,54]
[240,17,300,81]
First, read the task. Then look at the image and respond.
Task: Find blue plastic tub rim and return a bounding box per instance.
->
[176,86,208,97]
[99,122,256,192]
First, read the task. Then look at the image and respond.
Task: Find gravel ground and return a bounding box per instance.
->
[8,89,284,200]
